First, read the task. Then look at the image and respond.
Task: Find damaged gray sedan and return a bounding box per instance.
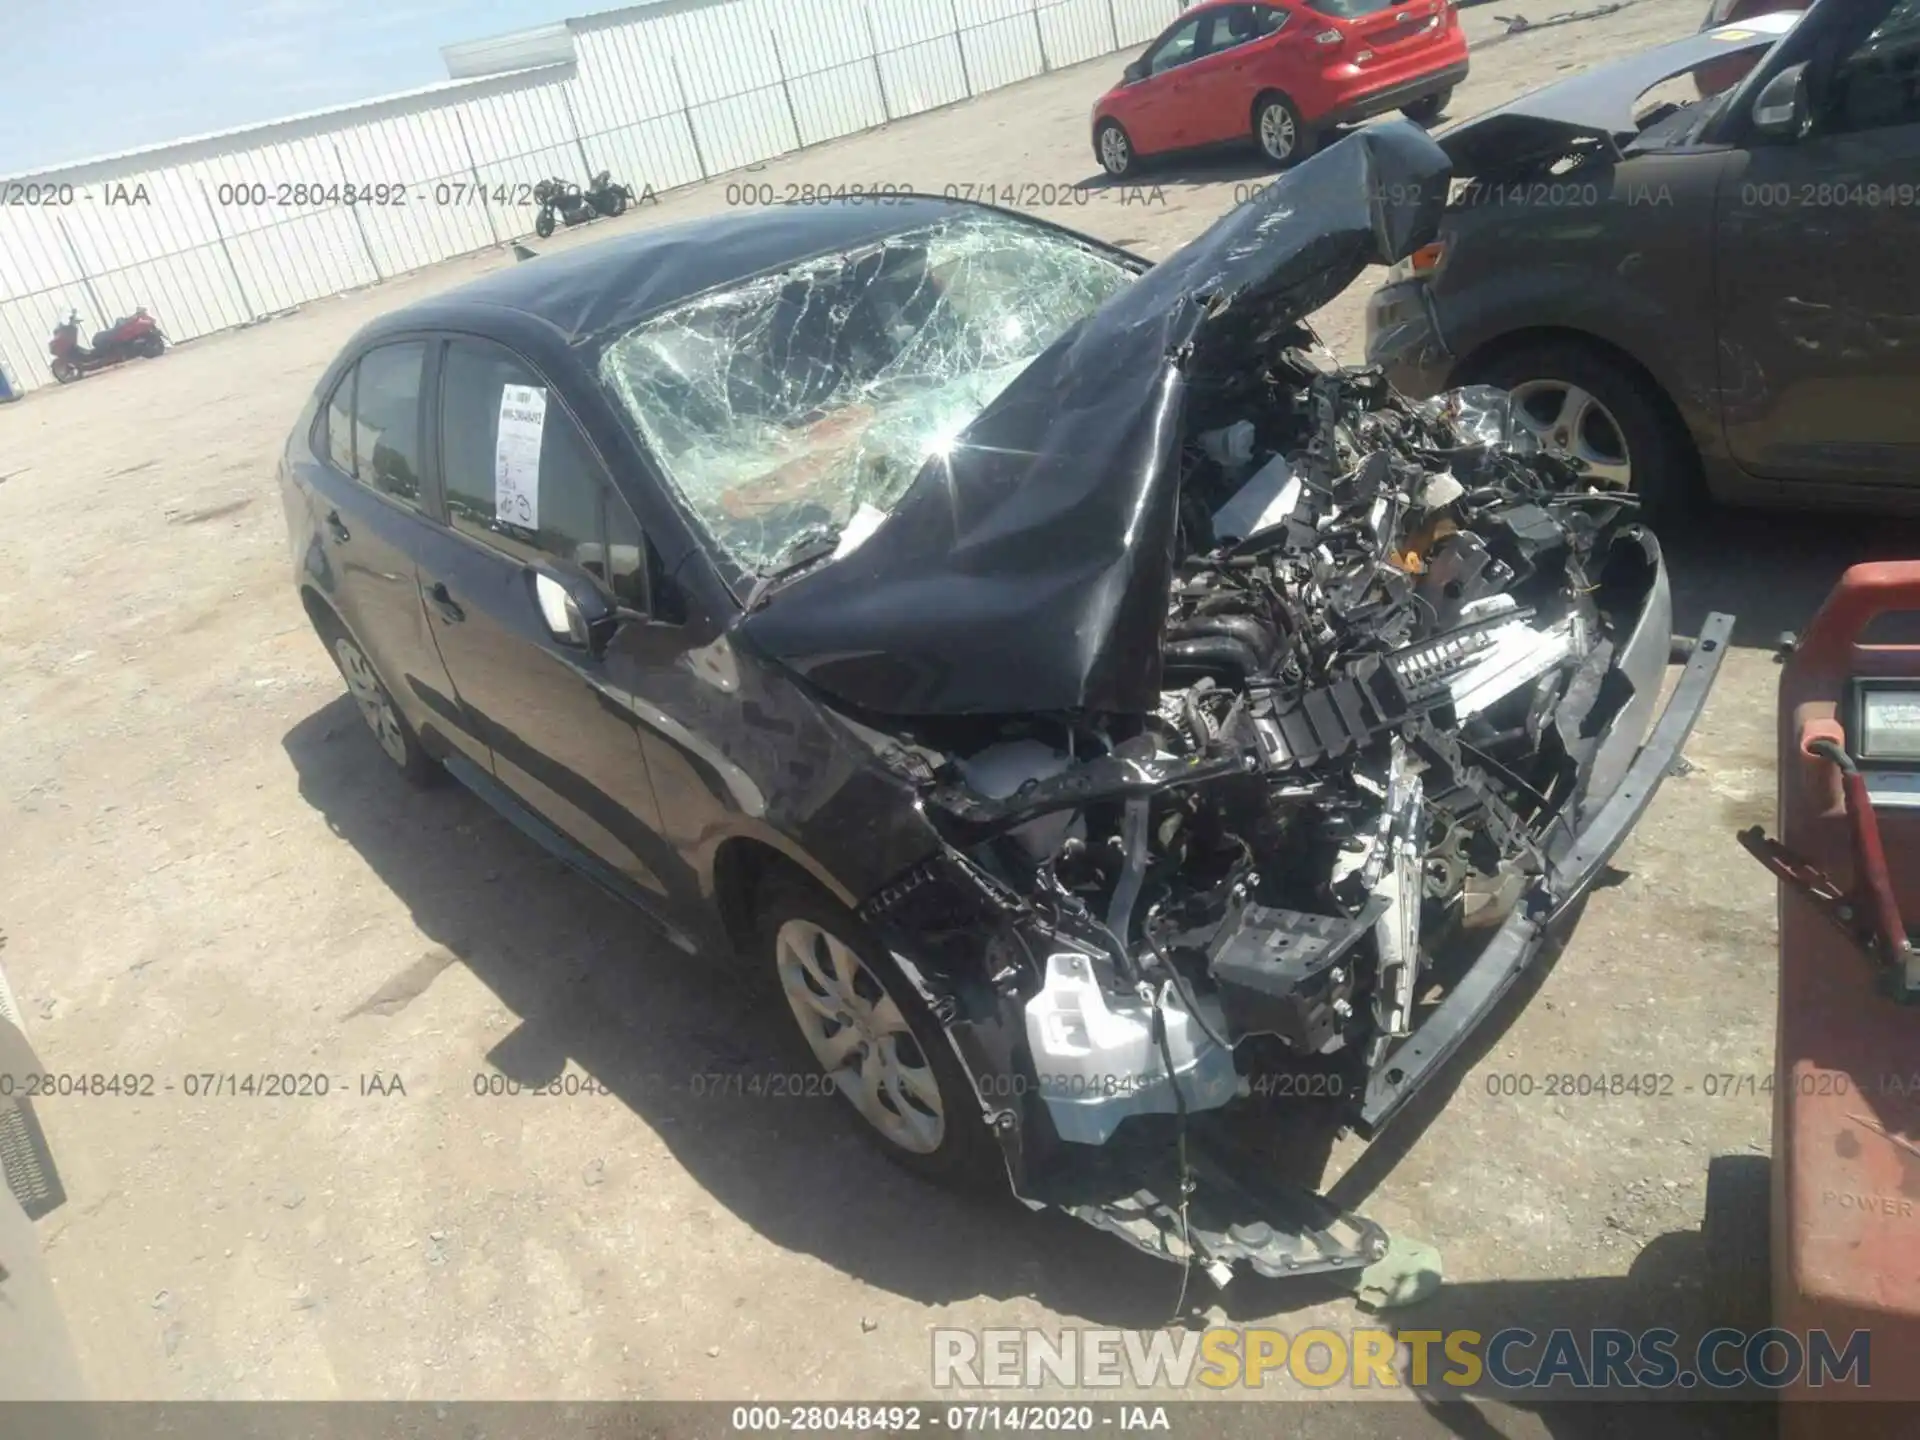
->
[285,119,1729,1284]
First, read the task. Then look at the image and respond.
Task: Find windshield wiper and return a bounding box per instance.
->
[744,523,844,611]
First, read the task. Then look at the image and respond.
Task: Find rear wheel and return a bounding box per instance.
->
[1254,93,1314,167]
[313,610,440,786]
[1402,88,1451,125]
[757,875,1001,1189]
[1458,338,1702,526]
[1095,119,1136,178]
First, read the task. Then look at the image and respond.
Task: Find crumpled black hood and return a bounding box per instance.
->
[736,120,1451,719]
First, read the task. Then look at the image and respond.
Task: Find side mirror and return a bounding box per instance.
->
[1751,61,1809,140]
[531,567,621,651]
[1123,59,1147,83]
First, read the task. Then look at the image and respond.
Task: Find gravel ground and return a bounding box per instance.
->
[3,3,1913,1428]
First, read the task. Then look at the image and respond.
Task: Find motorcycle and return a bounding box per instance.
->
[531,170,636,238]
[47,307,166,384]
[532,177,595,239]
[584,170,634,218]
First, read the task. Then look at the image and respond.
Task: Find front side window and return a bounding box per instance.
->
[1149,17,1206,74]
[351,342,427,509]
[596,213,1135,578]
[1820,0,1920,134]
[439,339,650,611]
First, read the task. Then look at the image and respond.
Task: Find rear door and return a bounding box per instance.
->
[415,335,682,910]
[1715,0,1920,486]
[302,341,479,766]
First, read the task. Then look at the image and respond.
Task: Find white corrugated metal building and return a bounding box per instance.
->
[0,0,1185,395]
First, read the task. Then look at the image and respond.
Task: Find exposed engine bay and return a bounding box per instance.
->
[920,361,1656,1113]
[854,359,1726,1282]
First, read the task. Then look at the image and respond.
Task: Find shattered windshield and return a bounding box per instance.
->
[598,215,1137,576]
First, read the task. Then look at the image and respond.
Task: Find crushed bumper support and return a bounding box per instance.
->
[1357,609,1735,1136]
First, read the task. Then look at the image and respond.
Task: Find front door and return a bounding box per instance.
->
[1716,0,1920,486]
[416,336,681,909]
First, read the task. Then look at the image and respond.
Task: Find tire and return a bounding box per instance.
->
[604,191,629,217]
[1254,93,1315,167]
[1458,338,1703,527]
[312,609,441,787]
[756,874,1002,1190]
[534,207,556,239]
[50,359,79,384]
[139,334,166,359]
[1402,88,1451,125]
[1095,119,1136,178]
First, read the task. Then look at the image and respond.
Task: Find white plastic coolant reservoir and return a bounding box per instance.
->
[1022,952,1239,1145]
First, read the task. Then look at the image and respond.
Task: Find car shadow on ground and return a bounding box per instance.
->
[286,699,1203,1327]
[1666,508,1920,651]
[1070,114,1453,197]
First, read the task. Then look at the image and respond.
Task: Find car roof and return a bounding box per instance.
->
[372,195,978,346]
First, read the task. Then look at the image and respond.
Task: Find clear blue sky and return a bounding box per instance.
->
[3,0,596,176]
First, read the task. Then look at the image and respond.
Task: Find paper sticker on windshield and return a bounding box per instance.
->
[495,384,546,530]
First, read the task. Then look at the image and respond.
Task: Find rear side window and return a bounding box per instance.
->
[322,368,356,476]
[352,342,427,509]
[439,338,652,612]
[1309,0,1398,16]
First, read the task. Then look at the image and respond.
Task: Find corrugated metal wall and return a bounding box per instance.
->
[0,0,1185,396]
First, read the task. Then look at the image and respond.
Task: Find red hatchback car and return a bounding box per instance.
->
[1092,0,1469,175]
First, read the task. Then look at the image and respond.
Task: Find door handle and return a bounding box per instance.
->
[325,509,350,543]
[426,581,465,624]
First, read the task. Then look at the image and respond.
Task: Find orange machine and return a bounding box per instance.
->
[1744,562,1920,1435]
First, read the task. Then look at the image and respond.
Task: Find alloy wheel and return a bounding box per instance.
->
[334,636,410,768]
[1258,103,1297,161]
[1509,379,1633,490]
[1099,126,1132,177]
[775,917,946,1155]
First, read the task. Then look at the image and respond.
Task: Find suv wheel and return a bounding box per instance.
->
[316,612,440,786]
[758,875,1001,1188]
[1460,339,1702,526]
[1402,88,1451,125]
[1254,94,1314,166]
[1096,120,1135,178]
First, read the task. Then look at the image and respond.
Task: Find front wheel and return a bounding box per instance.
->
[50,359,80,384]
[138,334,166,359]
[1254,94,1314,167]
[758,876,1001,1189]
[534,207,556,239]
[1095,120,1135,178]
[1458,339,1703,527]
[598,190,629,217]
[1402,88,1451,125]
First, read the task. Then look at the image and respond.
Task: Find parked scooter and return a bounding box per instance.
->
[532,170,637,237]
[47,307,166,383]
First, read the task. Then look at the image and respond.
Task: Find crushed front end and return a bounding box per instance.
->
[731,123,1729,1279]
[854,368,1729,1282]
